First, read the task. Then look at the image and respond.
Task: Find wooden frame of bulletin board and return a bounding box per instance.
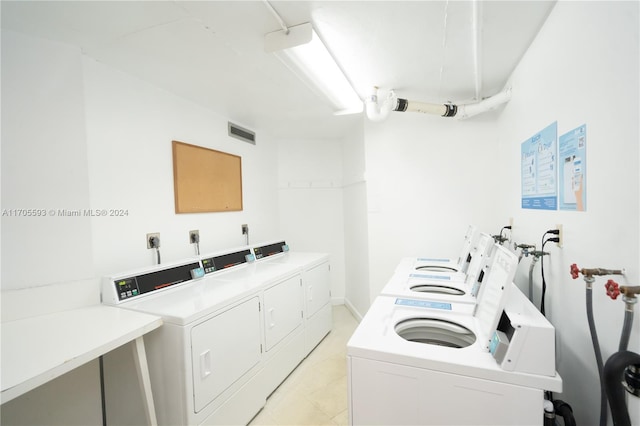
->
[172,140,243,213]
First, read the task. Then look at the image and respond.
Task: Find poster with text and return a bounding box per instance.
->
[559,124,586,211]
[521,122,558,210]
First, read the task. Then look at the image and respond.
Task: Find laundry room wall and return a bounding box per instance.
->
[82,56,281,278]
[277,137,346,303]
[1,29,104,426]
[362,113,503,306]
[495,2,639,424]
[1,29,283,425]
[1,29,94,291]
[1,31,282,288]
[342,121,371,318]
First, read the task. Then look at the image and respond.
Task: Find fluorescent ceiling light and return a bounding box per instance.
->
[265,23,363,115]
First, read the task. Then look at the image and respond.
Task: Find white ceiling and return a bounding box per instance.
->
[1,0,556,138]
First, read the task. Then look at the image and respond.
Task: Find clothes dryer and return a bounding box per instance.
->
[102,245,329,426]
[348,245,561,425]
[251,240,332,353]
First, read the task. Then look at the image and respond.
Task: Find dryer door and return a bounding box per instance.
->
[304,262,331,319]
[190,296,261,413]
[263,274,303,351]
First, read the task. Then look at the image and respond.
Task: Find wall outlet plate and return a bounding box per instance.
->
[555,224,563,248]
[189,230,199,244]
[147,232,160,249]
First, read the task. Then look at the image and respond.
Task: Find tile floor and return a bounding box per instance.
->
[249,304,360,426]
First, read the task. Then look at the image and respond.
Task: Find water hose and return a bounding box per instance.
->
[619,304,633,352]
[554,399,577,426]
[571,264,627,426]
[585,276,607,426]
[605,283,640,351]
[604,282,640,425]
[528,256,538,302]
[604,351,640,426]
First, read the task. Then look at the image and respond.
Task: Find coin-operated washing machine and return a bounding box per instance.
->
[347,245,562,425]
[394,224,480,279]
[383,233,496,306]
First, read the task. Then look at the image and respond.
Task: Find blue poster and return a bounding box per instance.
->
[559,124,586,211]
[521,122,558,210]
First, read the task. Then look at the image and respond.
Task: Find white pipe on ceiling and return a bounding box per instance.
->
[365,86,512,121]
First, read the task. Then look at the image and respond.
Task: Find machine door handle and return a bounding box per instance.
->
[200,350,211,379]
[269,307,275,328]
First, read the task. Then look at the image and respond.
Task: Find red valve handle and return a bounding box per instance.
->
[605,279,620,300]
[570,263,580,279]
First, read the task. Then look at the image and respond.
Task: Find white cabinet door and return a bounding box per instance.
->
[190,296,261,413]
[304,262,330,318]
[263,275,303,351]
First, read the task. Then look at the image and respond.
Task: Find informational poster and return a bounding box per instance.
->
[559,124,587,211]
[521,122,558,210]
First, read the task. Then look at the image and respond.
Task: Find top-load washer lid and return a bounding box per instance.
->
[394,244,517,351]
[472,244,516,347]
[401,233,496,299]
[414,224,479,273]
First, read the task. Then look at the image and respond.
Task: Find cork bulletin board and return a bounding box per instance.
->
[172,140,243,213]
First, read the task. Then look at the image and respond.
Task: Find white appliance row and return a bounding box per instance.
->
[102,240,331,425]
[348,242,562,425]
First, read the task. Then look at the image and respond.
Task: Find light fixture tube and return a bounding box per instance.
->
[265,23,362,115]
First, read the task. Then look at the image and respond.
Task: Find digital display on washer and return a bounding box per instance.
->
[201,249,252,274]
[115,261,201,301]
[253,241,286,259]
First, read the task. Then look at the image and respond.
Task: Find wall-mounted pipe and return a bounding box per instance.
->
[365,86,512,121]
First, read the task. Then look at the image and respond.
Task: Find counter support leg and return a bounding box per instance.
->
[132,337,158,426]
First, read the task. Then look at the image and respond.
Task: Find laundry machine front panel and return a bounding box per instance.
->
[303,261,331,318]
[263,274,303,351]
[349,356,542,425]
[190,296,262,413]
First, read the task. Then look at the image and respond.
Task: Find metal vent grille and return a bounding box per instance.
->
[228,122,256,145]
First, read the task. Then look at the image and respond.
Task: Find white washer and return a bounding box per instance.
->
[395,224,480,281]
[102,244,330,426]
[348,245,562,425]
[382,233,496,307]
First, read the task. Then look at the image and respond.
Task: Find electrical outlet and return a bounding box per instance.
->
[189,230,199,244]
[147,232,160,249]
[555,224,563,248]
[241,224,248,235]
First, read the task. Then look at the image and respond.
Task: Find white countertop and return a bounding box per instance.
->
[1,304,162,404]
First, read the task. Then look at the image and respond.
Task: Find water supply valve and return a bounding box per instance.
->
[605,279,621,300]
[570,264,625,279]
[514,243,535,257]
[607,282,640,303]
[492,234,509,245]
